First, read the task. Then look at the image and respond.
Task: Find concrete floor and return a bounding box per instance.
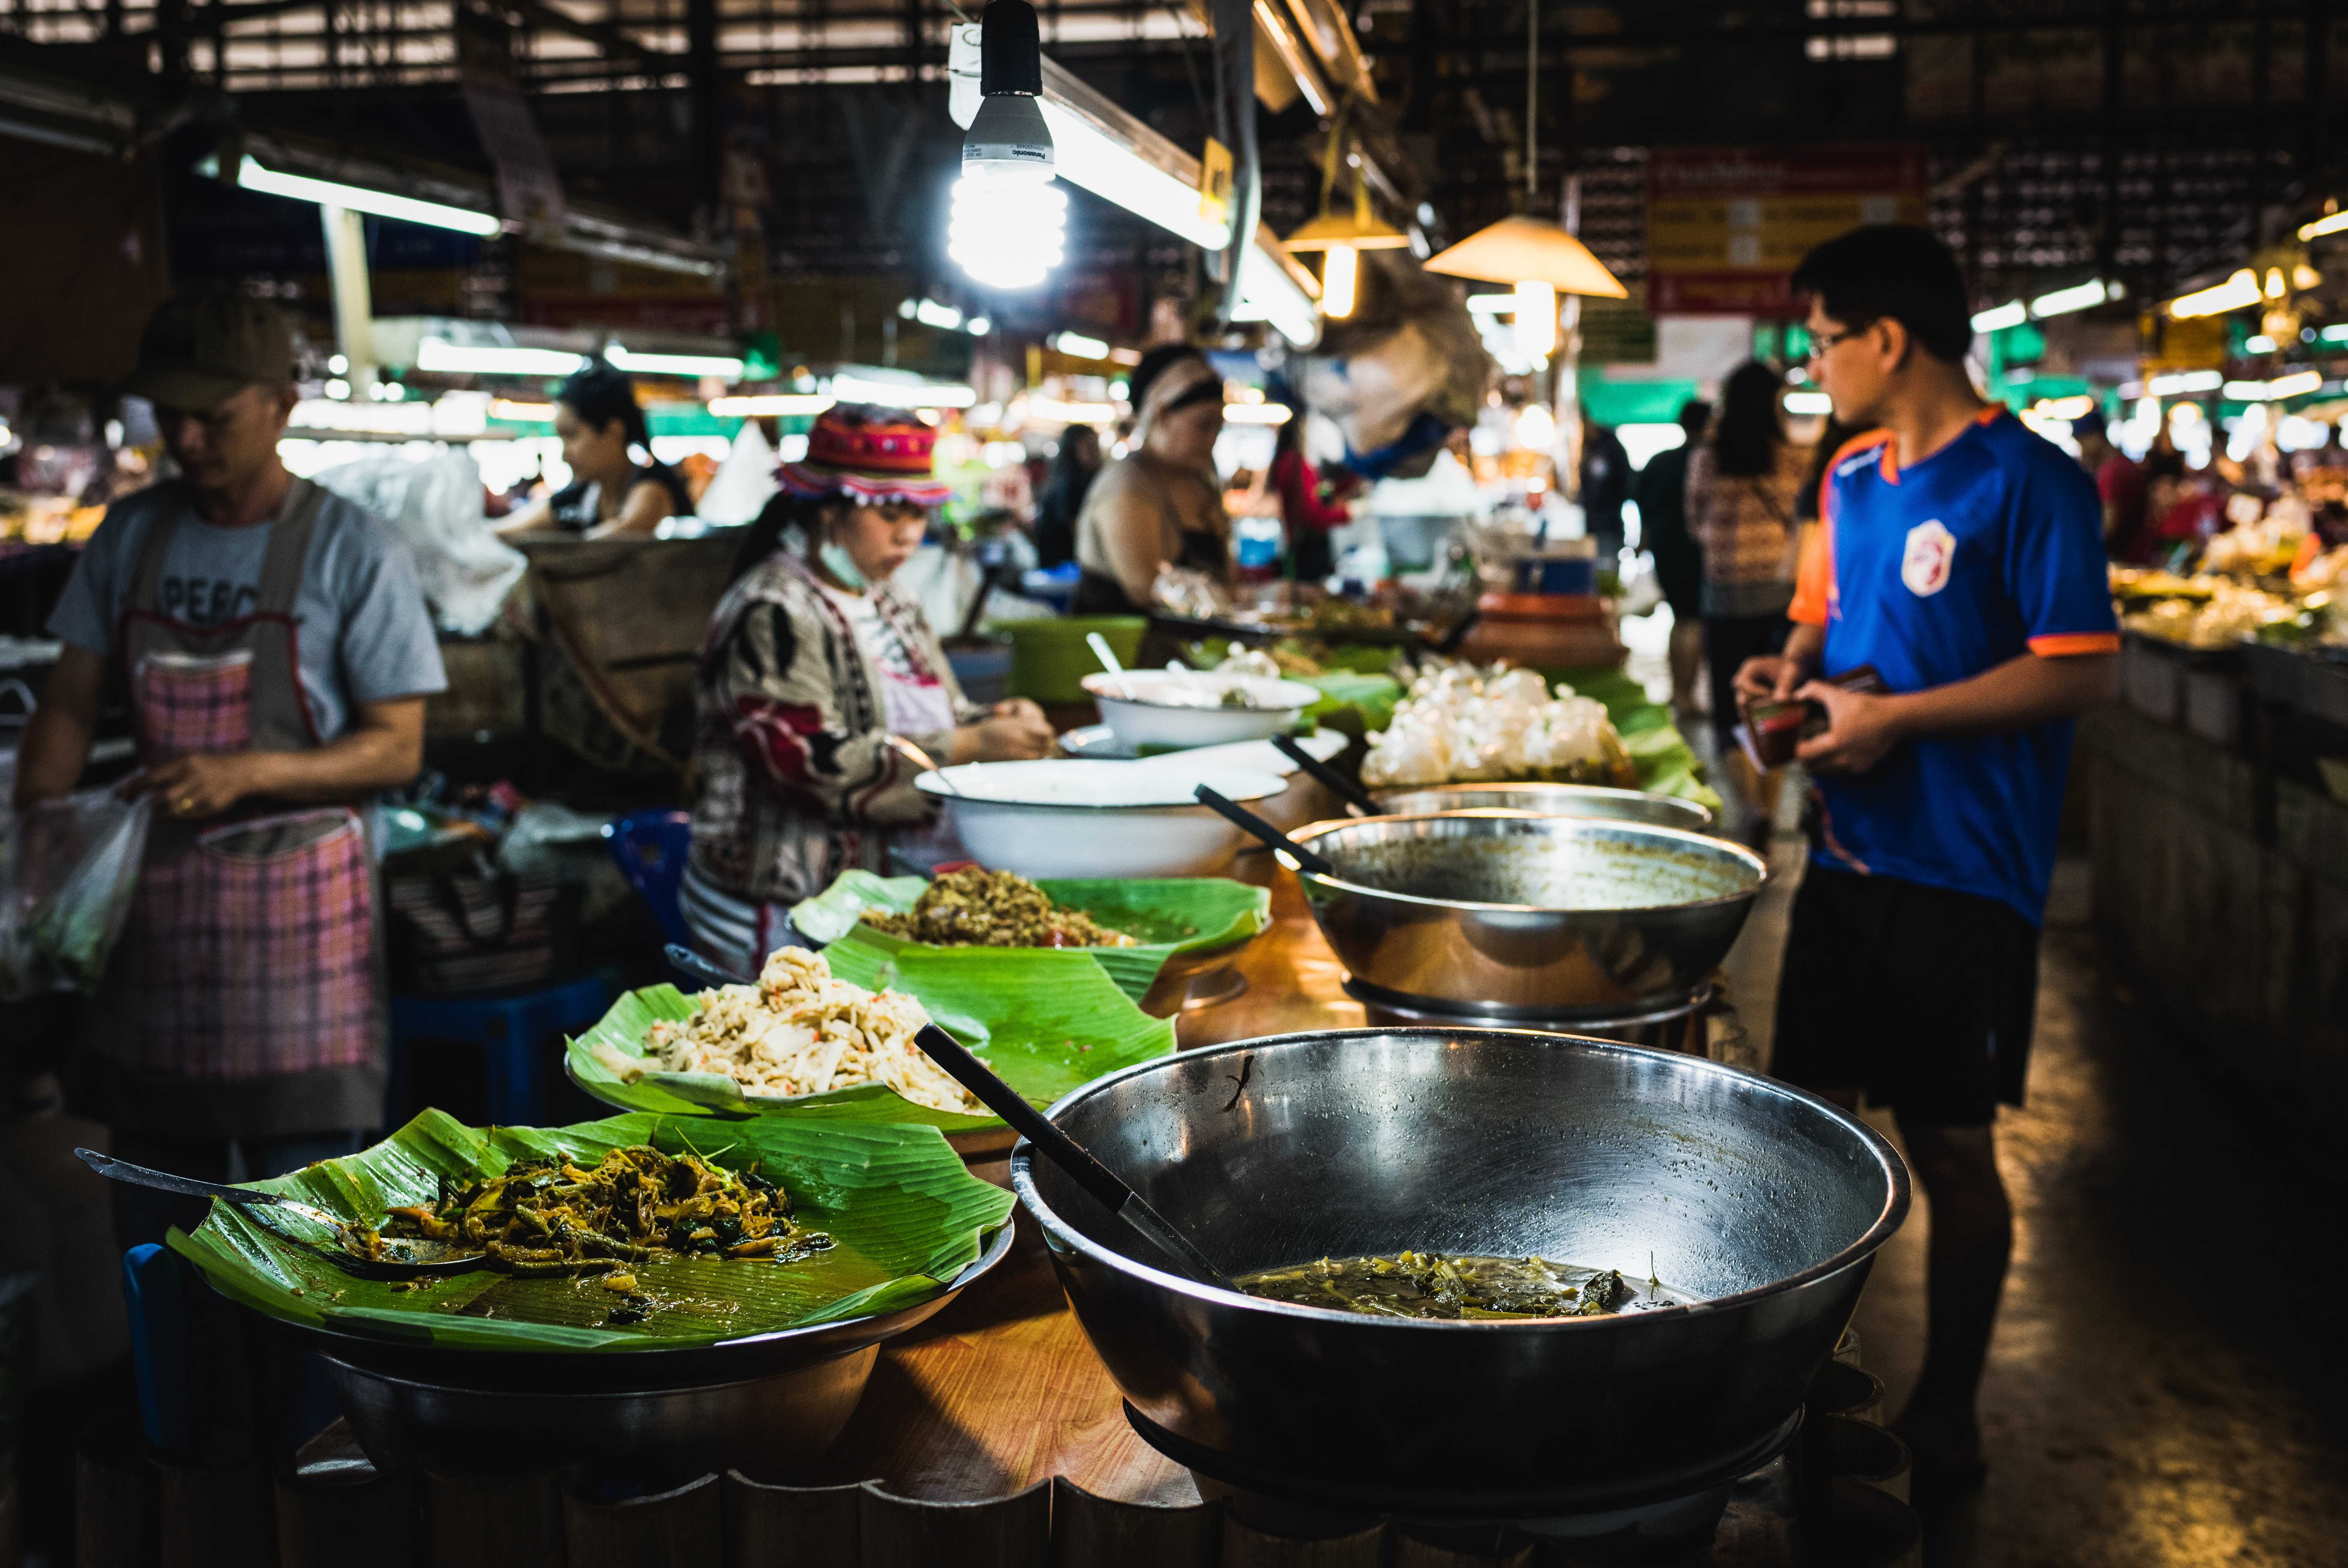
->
[1723,833,2348,1568]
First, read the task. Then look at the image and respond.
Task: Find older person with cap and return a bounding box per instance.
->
[1070,345,1232,614]
[12,292,445,1244]
[680,404,1055,976]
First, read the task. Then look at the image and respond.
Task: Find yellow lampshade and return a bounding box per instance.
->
[1284,179,1411,252]
[1423,215,1628,298]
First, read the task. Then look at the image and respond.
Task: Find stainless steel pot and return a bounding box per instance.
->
[1369,782,1714,833]
[298,1219,1017,1478]
[1011,1030,1907,1519]
[1290,812,1767,1019]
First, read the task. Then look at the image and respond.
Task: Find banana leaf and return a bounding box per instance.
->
[791,871,1270,1003]
[165,1110,1014,1353]
[566,944,1178,1129]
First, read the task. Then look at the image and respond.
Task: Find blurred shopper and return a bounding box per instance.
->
[12,292,444,1245]
[500,363,693,537]
[1630,398,1712,716]
[1269,404,1356,584]
[1578,411,1632,571]
[1737,226,2118,1511]
[1071,346,1231,614]
[1686,362,1806,754]
[2072,416,2147,556]
[684,405,1052,976]
[1031,423,1102,570]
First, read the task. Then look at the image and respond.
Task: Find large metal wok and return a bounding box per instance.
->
[1012,1030,1907,1520]
[1290,812,1768,1020]
[292,1219,1016,1478]
[1370,781,1715,833]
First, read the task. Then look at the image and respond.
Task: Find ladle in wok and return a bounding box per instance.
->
[75,1149,489,1279]
[1271,734,1380,816]
[659,946,1232,1290]
[1192,784,1336,876]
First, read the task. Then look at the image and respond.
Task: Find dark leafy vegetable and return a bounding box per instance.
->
[863,868,1139,950]
[1237,1252,1686,1321]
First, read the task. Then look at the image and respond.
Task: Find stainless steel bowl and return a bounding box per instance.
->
[1291,812,1767,1019]
[300,1219,1017,1478]
[1011,1030,1907,1519]
[1370,781,1714,833]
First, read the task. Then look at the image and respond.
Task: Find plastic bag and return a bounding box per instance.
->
[311,450,527,635]
[0,788,152,999]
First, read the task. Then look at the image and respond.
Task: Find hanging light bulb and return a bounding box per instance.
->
[948,0,1064,291]
[1321,244,1360,319]
[1514,278,1558,364]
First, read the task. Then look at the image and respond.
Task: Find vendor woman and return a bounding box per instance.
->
[500,362,694,536]
[13,293,445,1245]
[680,404,1055,974]
[1071,345,1231,614]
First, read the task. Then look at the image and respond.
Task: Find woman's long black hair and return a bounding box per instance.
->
[1710,360,1788,478]
[557,362,690,509]
[730,489,849,584]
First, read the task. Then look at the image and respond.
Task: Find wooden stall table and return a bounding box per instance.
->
[798,858,1357,1506]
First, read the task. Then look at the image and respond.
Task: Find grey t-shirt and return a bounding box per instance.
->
[48,480,449,740]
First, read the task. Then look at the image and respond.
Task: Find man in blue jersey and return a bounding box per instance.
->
[1734,226,2118,1504]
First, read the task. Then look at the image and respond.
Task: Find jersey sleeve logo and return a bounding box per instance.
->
[1901,519,1956,597]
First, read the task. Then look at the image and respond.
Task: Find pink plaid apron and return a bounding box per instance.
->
[100,481,381,1081]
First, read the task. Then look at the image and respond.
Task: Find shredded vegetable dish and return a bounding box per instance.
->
[628,946,984,1114]
[862,868,1138,950]
[375,1145,833,1323]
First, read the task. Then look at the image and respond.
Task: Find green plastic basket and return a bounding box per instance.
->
[996,617,1146,704]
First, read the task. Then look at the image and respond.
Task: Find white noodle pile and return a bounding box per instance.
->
[640,946,984,1115]
[1361,665,1616,788]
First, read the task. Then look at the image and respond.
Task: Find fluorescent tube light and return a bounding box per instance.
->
[1464,293,1518,316]
[2146,370,2224,394]
[2168,271,2262,320]
[2269,370,2323,399]
[488,399,556,421]
[2246,336,2277,353]
[1038,99,1228,250]
[709,394,837,417]
[1048,331,1111,360]
[914,299,964,329]
[2029,279,2123,318]
[608,344,745,380]
[2301,211,2348,242]
[829,374,978,409]
[417,338,590,377]
[1970,300,2027,333]
[1222,403,1293,424]
[237,156,501,237]
[1784,391,1834,415]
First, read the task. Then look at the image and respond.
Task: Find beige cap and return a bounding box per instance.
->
[120,292,297,412]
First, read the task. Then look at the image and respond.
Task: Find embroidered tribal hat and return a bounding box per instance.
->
[775,403,952,506]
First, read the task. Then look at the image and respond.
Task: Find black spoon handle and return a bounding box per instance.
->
[666,942,755,989]
[77,1149,280,1207]
[1192,785,1335,876]
[1272,734,1380,816]
[909,1025,1232,1290]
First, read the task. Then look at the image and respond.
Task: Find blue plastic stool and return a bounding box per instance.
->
[603,809,693,948]
[123,1243,190,1451]
[389,971,613,1127]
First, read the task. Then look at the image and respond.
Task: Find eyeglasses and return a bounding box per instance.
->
[1806,320,1878,359]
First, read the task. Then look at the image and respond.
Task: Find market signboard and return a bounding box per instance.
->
[1646,146,1930,317]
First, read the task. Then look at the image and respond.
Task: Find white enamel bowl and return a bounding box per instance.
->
[915,760,1288,879]
[1081,670,1322,753]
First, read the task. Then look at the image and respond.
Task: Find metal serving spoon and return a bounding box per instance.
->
[1271,734,1381,816]
[1191,784,1336,876]
[883,733,965,795]
[76,1149,489,1279]
[905,1023,1234,1291]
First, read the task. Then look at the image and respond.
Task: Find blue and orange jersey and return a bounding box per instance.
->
[1792,407,2118,924]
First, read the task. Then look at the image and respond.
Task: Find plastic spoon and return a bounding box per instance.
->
[1272,734,1381,816]
[904,1022,1234,1291]
[75,1150,490,1279]
[1192,785,1336,876]
[1085,631,1125,676]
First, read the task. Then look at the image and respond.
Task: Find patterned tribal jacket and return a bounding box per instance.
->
[686,550,981,903]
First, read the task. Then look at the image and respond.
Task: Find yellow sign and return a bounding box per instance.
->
[1200,138,1234,229]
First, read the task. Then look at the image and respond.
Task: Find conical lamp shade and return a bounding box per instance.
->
[1284,210,1412,250]
[1423,215,1628,298]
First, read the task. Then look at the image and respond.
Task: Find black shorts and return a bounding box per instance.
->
[1769,865,2041,1128]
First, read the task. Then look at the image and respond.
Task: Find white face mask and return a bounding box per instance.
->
[817,539,870,591]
